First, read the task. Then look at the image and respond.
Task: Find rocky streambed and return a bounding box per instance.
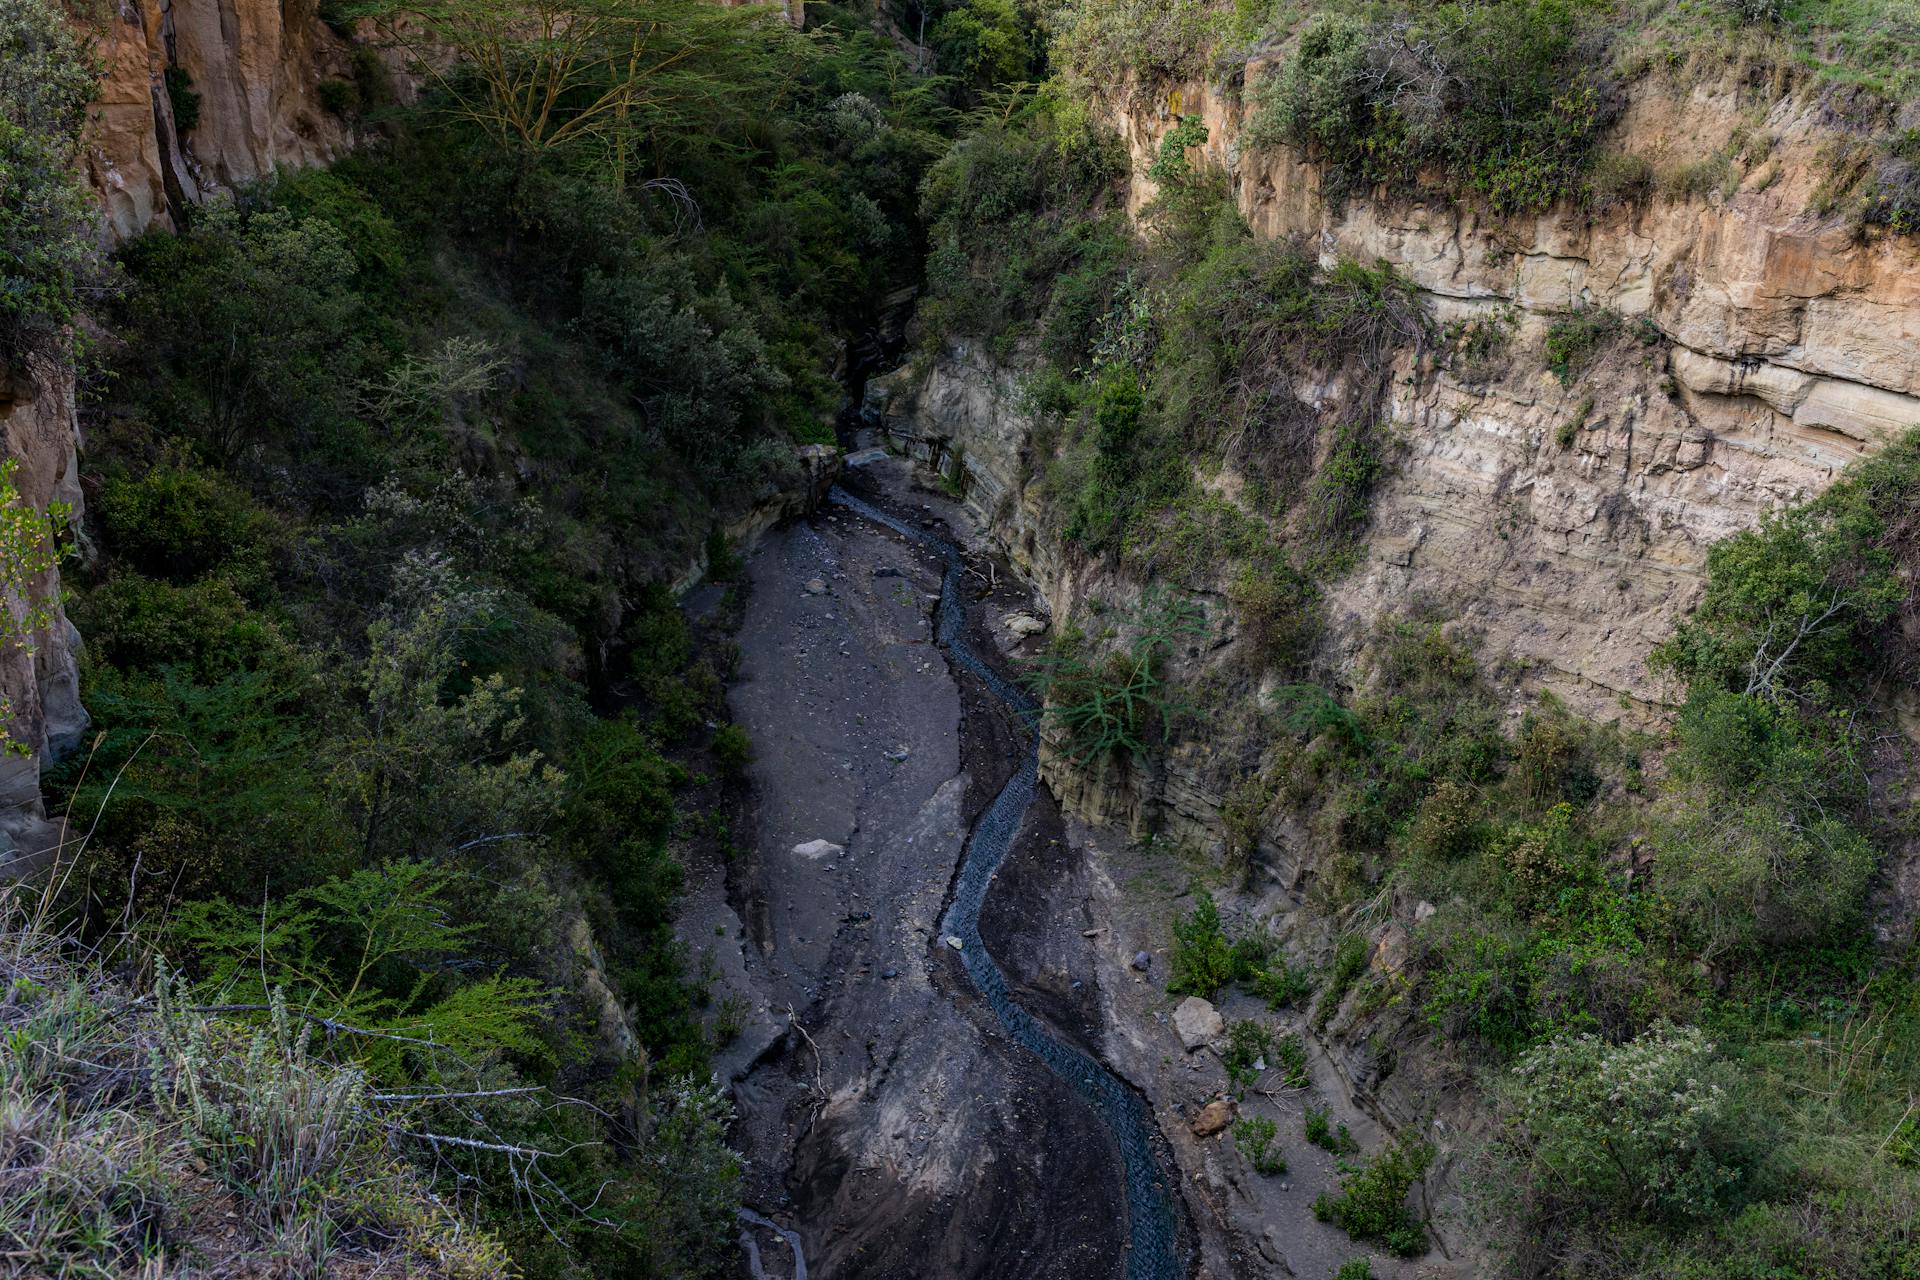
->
[702,447,1429,1280]
[715,453,1141,1279]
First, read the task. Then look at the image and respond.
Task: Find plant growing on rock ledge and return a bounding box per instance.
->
[1024,590,1204,762]
[1146,115,1209,183]
[1251,0,1617,215]
[1222,1018,1275,1086]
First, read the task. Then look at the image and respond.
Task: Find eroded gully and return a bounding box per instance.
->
[829,488,1180,1278]
[723,465,1180,1279]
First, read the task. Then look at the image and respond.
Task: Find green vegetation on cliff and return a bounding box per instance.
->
[1047,0,1920,227]
[910,10,1920,1276]
[6,1,961,1276]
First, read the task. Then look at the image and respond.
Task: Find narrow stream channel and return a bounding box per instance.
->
[829,487,1180,1280]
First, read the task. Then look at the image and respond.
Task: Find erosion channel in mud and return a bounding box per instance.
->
[822,487,1181,1278]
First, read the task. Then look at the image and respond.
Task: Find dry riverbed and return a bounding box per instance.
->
[682,448,1460,1279]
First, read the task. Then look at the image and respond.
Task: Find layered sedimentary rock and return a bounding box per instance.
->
[0,360,89,868]
[879,77,1920,723]
[1124,75,1920,711]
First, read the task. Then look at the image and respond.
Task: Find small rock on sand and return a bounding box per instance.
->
[1258,1225,1291,1270]
[1189,1098,1235,1137]
[1173,996,1226,1051]
[804,578,829,595]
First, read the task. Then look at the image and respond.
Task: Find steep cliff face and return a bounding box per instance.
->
[882,77,1920,718]
[85,0,351,241]
[0,359,90,869]
[1118,74,1920,712]
[869,73,1920,873]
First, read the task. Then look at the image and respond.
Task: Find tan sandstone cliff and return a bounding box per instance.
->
[869,72,1920,866]
[86,0,351,241]
[881,75,1920,711]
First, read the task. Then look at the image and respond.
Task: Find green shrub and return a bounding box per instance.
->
[1407,779,1486,861]
[1305,1105,1357,1154]
[1229,557,1321,671]
[1222,1018,1274,1086]
[711,722,753,777]
[1254,1,1616,214]
[1440,307,1518,382]
[1555,395,1593,450]
[117,205,369,478]
[1168,892,1235,999]
[0,0,104,361]
[1584,150,1655,211]
[1499,1024,1759,1226]
[1325,934,1370,1004]
[75,575,297,682]
[1274,1032,1310,1088]
[1419,915,1538,1052]
[1313,1140,1432,1255]
[561,714,686,921]
[1543,307,1621,384]
[1026,591,1204,762]
[164,66,200,134]
[628,586,694,683]
[1234,1115,1287,1176]
[93,459,278,587]
[1249,960,1313,1009]
[1653,431,1916,698]
[316,77,361,117]
[1146,115,1209,183]
[1336,1260,1373,1280]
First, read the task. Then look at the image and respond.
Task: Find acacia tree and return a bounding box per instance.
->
[361,0,802,188]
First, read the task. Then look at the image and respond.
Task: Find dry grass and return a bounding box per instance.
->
[0,892,510,1279]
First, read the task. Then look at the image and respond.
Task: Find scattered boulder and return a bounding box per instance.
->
[944,935,963,950]
[804,578,829,595]
[1257,1226,1292,1271]
[1131,951,1152,972]
[1415,899,1438,925]
[1173,996,1226,1051]
[792,839,844,860]
[1189,1098,1235,1137]
[1003,612,1048,637]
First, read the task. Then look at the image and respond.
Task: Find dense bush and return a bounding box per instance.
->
[1500,1025,1758,1226]
[0,0,106,362]
[1253,1,1617,214]
[1234,1114,1287,1175]
[39,5,969,1274]
[1312,1139,1432,1255]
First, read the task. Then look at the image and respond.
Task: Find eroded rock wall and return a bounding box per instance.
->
[85,0,352,241]
[1123,74,1920,712]
[869,75,1920,862]
[0,360,89,869]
